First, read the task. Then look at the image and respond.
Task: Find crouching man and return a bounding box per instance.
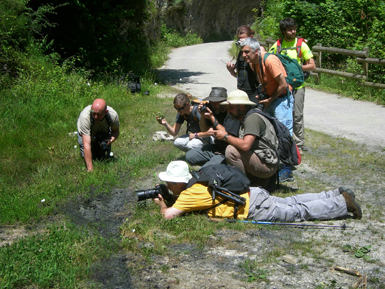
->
[153,161,362,221]
[77,98,120,172]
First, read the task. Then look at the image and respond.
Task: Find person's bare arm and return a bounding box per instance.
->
[214,130,256,152]
[153,194,184,220]
[302,57,316,71]
[259,73,288,108]
[82,134,93,172]
[157,117,181,137]
[107,127,119,145]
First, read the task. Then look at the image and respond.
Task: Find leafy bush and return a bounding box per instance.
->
[253,0,385,102]
[161,24,203,48]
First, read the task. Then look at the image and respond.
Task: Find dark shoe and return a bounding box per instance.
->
[342,191,362,219]
[278,168,294,183]
[338,187,355,199]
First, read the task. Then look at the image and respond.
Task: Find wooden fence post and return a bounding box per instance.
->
[316,43,322,83]
[362,47,369,78]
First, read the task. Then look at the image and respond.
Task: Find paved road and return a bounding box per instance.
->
[158,41,385,151]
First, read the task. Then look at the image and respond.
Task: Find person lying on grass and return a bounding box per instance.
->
[153,161,362,221]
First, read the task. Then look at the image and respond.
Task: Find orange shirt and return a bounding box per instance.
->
[255,51,292,97]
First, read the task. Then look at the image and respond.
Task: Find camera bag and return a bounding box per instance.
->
[189,164,250,218]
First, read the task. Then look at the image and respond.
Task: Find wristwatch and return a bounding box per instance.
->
[224,134,229,142]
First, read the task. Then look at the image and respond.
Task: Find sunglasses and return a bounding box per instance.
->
[174,103,188,111]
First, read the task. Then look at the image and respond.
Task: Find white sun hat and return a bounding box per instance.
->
[220,89,256,106]
[158,161,192,183]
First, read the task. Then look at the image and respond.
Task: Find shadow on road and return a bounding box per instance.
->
[157,68,206,85]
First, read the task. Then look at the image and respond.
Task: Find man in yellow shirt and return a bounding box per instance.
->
[153,161,362,222]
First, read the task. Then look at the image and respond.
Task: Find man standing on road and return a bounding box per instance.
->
[226,25,260,104]
[153,160,362,222]
[269,17,316,154]
[77,98,120,172]
[240,37,295,183]
[213,90,279,189]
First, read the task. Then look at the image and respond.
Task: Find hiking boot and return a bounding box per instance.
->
[342,191,362,220]
[338,187,355,199]
[278,169,294,183]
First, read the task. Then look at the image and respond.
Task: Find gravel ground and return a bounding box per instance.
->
[54,156,384,288]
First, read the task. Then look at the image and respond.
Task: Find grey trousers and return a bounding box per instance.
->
[293,87,305,148]
[247,187,348,222]
[185,144,226,167]
[174,134,211,152]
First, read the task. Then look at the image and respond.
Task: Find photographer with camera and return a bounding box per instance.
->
[226,25,265,105]
[185,87,240,167]
[156,93,211,152]
[77,98,120,172]
[212,90,279,189]
[151,161,362,222]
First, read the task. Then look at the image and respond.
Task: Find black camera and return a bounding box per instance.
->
[136,184,179,206]
[100,141,110,158]
[199,103,212,114]
[100,141,108,152]
[136,184,166,201]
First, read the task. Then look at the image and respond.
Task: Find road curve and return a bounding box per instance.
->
[158,41,385,151]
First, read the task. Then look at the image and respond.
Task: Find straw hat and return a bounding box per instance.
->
[220,89,256,105]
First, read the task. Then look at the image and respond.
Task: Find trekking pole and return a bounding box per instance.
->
[225,219,347,230]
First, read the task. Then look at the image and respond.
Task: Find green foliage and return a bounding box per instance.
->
[239,258,268,282]
[0,0,59,87]
[160,24,203,48]
[0,223,110,288]
[253,0,284,40]
[27,0,150,77]
[253,0,385,101]
[342,244,372,258]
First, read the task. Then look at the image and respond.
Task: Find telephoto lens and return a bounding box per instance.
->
[136,184,169,202]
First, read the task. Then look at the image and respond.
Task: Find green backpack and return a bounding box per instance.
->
[261,53,305,90]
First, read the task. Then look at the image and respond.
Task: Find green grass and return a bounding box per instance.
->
[0,222,113,289]
[1,33,385,287]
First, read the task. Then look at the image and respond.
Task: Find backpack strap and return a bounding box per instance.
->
[184,104,200,134]
[296,36,303,59]
[277,36,304,60]
[276,38,283,54]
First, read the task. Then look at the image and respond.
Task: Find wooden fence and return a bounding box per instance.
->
[259,37,385,89]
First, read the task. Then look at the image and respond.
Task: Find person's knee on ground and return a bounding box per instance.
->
[225,145,277,181]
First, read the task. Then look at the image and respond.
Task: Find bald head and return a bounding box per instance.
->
[92,98,107,111]
[91,98,107,122]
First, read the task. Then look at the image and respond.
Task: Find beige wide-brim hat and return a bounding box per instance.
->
[220,89,256,105]
[158,161,192,183]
